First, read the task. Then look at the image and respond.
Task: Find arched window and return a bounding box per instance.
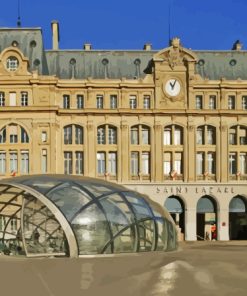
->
[97,125,117,145]
[164,125,183,145]
[63,125,83,145]
[196,125,215,145]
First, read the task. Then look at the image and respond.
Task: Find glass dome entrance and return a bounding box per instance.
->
[0,175,177,257]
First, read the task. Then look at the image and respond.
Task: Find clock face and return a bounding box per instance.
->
[164,79,181,97]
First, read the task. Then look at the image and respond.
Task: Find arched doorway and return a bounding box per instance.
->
[165,195,185,241]
[229,195,247,240]
[197,195,217,241]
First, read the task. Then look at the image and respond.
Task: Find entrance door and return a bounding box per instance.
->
[197,195,217,241]
[229,196,247,240]
[165,196,185,240]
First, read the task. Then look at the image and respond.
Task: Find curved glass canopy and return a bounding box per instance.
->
[0,175,177,257]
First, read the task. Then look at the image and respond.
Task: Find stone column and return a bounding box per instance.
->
[187,123,195,182]
[217,205,230,241]
[185,207,197,241]
[121,121,129,181]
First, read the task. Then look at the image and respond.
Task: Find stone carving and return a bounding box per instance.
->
[167,38,183,69]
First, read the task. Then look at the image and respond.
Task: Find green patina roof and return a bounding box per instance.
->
[1,27,247,80]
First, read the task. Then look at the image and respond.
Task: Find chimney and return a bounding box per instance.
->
[143,43,152,51]
[232,40,243,51]
[84,43,92,51]
[51,20,60,50]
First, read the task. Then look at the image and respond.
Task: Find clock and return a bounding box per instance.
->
[164,79,181,97]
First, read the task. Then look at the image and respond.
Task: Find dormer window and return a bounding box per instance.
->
[6,56,19,71]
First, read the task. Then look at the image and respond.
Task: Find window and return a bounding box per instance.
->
[0,92,5,106]
[9,151,18,173]
[21,151,29,174]
[110,95,117,109]
[240,153,247,174]
[195,95,203,109]
[75,151,83,174]
[164,128,171,145]
[21,92,28,106]
[64,152,72,174]
[0,215,6,231]
[229,153,237,174]
[96,95,103,109]
[174,127,182,145]
[196,152,204,175]
[41,131,47,143]
[196,128,204,144]
[6,56,19,71]
[108,127,117,144]
[97,127,106,144]
[239,127,247,145]
[9,92,16,106]
[131,152,139,176]
[197,125,215,145]
[41,149,47,173]
[141,152,150,175]
[77,95,84,109]
[0,127,6,144]
[142,127,150,145]
[129,95,137,109]
[229,128,236,145]
[21,127,29,143]
[143,95,150,109]
[108,152,117,175]
[64,126,72,144]
[131,127,139,144]
[174,153,182,174]
[207,127,215,145]
[229,126,247,145]
[0,152,6,174]
[97,152,106,174]
[242,96,247,110]
[209,95,216,109]
[207,152,215,174]
[163,152,171,174]
[9,125,18,143]
[228,95,235,110]
[63,95,70,109]
[75,126,83,144]
[164,125,183,145]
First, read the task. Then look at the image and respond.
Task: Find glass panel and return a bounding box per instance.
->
[97,127,105,144]
[0,127,6,143]
[131,152,139,175]
[23,197,68,255]
[108,152,117,175]
[229,152,237,174]
[141,152,150,175]
[131,127,138,144]
[156,218,168,251]
[138,219,155,252]
[72,203,111,254]
[75,126,83,144]
[76,151,83,174]
[64,152,72,174]
[166,220,177,251]
[164,128,171,145]
[124,193,153,220]
[108,127,117,144]
[97,152,105,174]
[196,152,204,175]
[142,127,149,145]
[64,126,72,144]
[0,152,6,174]
[113,226,136,253]
[46,183,91,221]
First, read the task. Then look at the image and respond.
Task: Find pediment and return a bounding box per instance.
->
[0,46,31,76]
[153,38,198,69]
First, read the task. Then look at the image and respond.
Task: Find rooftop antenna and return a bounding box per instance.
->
[168,0,172,45]
[17,0,21,27]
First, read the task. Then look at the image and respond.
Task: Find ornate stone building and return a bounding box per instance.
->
[0,21,246,241]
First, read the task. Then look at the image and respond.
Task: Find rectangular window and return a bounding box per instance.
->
[0,128,6,144]
[21,92,28,106]
[0,152,6,174]
[63,95,70,109]
[141,152,150,175]
[108,127,117,144]
[207,128,215,145]
[229,129,236,145]
[242,96,247,110]
[64,126,72,144]
[96,95,104,109]
[174,128,182,145]
[175,152,182,174]
[9,125,18,143]
[21,151,29,174]
[0,215,6,231]
[196,128,204,145]
[209,95,216,109]
[77,95,84,109]
[196,152,204,175]
[76,151,83,174]
[131,152,139,176]
[41,149,47,174]
[142,128,149,145]
[239,128,247,145]
[110,95,118,109]
[129,95,137,109]
[240,153,247,174]
[10,151,18,173]
[97,127,106,144]
[64,151,72,174]
[10,218,17,231]
[41,131,47,143]
[9,92,16,106]
[164,128,171,145]
[0,92,5,107]
[195,95,203,109]
[228,95,235,110]
[131,128,139,145]
[163,152,171,174]
[143,95,151,109]
[97,152,106,174]
[229,152,237,175]
[207,152,215,174]
[108,152,117,175]
[75,126,83,144]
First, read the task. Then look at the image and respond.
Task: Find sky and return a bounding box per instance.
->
[0,0,246,51]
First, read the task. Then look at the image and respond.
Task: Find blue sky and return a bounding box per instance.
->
[0,0,246,50]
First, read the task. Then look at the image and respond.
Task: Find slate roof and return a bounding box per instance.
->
[1,27,247,80]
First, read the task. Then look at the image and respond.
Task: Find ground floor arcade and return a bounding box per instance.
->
[125,183,247,241]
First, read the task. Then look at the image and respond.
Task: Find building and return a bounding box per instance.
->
[0,21,246,242]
